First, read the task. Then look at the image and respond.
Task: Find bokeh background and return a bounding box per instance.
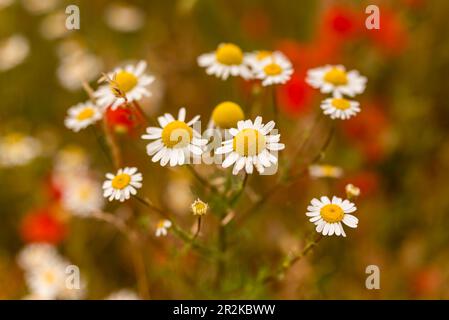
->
[1,0,449,299]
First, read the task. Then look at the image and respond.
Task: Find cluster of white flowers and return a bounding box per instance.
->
[306,64,366,120]
[198,44,293,85]
[18,244,86,300]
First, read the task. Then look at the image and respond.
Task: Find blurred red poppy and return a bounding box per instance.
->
[241,8,271,40]
[318,5,362,43]
[105,106,143,135]
[20,208,67,245]
[277,73,314,117]
[410,267,441,297]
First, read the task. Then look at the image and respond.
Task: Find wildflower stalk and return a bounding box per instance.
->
[186,164,219,193]
[263,234,323,284]
[271,86,278,124]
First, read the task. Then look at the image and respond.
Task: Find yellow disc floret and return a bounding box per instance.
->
[233,128,266,157]
[323,67,348,86]
[263,63,283,76]
[111,70,138,93]
[320,204,344,223]
[161,120,193,148]
[215,43,244,66]
[76,107,95,121]
[212,101,245,129]
[111,173,131,190]
[331,98,351,110]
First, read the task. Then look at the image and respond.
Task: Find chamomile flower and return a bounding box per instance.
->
[215,117,284,175]
[309,164,343,179]
[0,133,41,167]
[25,260,67,299]
[197,43,252,80]
[306,196,358,237]
[245,50,274,69]
[64,102,103,132]
[320,97,360,120]
[141,107,206,166]
[255,51,293,86]
[0,34,29,71]
[62,178,104,216]
[102,167,143,202]
[306,64,366,97]
[345,184,361,199]
[210,101,245,129]
[155,219,172,237]
[17,244,59,270]
[191,198,208,216]
[94,60,154,110]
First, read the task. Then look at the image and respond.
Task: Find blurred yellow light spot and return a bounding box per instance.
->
[43,271,56,284]
[212,101,244,129]
[215,43,243,65]
[161,120,193,148]
[112,71,138,93]
[111,173,131,189]
[324,67,348,86]
[233,128,266,157]
[320,204,344,223]
[76,107,95,120]
[331,98,351,110]
[263,63,283,76]
[256,51,272,61]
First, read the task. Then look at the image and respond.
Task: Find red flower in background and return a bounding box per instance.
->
[241,8,271,40]
[20,207,67,245]
[277,73,314,116]
[105,106,144,135]
[318,5,362,43]
[343,102,390,163]
[410,267,442,298]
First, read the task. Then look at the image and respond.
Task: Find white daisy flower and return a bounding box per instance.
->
[25,260,67,299]
[102,167,143,202]
[320,97,360,120]
[309,164,343,179]
[17,244,59,271]
[94,60,154,110]
[62,178,104,217]
[345,184,361,199]
[104,3,145,33]
[306,196,358,237]
[155,219,172,237]
[141,107,206,167]
[0,133,41,167]
[245,50,274,69]
[0,34,29,71]
[106,289,140,300]
[197,43,252,80]
[64,102,103,132]
[254,51,294,86]
[306,64,367,97]
[215,117,285,175]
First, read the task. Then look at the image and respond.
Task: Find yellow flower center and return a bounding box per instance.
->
[212,101,245,129]
[111,70,138,93]
[263,63,283,76]
[111,173,131,190]
[331,98,351,110]
[76,107,95,121]
[233,128,266,157]
[321,165,336,176]
[161,120,193,148]
[323,67,348,86]
[4,133,24,144]
[192,199,208,215]
[43,271,56,284]
[256,50,272,61]
[320,204,344,223]
[157,220,167,229]
[215,43,243,66]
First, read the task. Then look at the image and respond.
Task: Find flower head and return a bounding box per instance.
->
[102,167,143,202]
[0,133,41,168]
[254,51,294,86]
[197,43,252,80]
[309,164,343,179]
[215,117,284,175]
[155,219,172,237]
[306,64,366,97]
[62,177,104,216]
[20,208,67,245]
[191,199,208,216]
[321,97,360,120]
[306,196,358,237]
[141,108,206,166]
[94,60,154,110]
[211,101,245,129]
[64,102,103,132]
[345,183,361,199]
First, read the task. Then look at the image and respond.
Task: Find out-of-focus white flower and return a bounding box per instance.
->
[165,178,193,214]
[53,145,89,176]
[64,101,103,132]
[155,219,172,237]
[104,3,145,33]
[320,97,361,120]
[106,289,140,300]
[17,244,59,270]
[21,0,58,15]
[0,34,29,71]
[102,167,143,202]
[245,50,273,69]
[39,11,71,40]
[309,164,343,179]
[0,133,41,167]
[197,43,252,80]
[57,51,103,91]
[25,259,67,299]
[62,177,104,217]
[0,0,14,10]
[94,60,154,110]
[254,51,293,86]
[345,183,361,199]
